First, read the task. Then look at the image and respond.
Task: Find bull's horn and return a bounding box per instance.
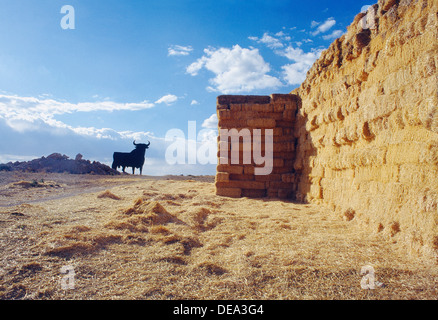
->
[133,140,137,145]
[146,141,150,147]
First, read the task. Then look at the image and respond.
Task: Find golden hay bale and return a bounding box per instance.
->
[377,223,385,232]
[97,190,121,200]
[432,236,438,250]
[390,221,401,237]
[344,208,356,221]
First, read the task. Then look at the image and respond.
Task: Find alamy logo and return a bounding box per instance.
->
[218,128,273,176]
[60,265,75,290]
[60,5,75,30]
[360,265,384,289]
[164,122,273,175]
[360,265,376,289]
[165,121,217,166]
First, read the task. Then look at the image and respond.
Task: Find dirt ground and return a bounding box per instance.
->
[0,171,437,300]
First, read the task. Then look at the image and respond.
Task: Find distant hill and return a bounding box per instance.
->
[0,153,120,175]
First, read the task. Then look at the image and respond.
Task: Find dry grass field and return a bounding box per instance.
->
[0,171,437,300]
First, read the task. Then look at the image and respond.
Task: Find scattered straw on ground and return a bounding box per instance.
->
[97,190,121,200]
[0,174,437,300]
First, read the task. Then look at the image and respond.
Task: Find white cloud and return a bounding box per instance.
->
[168,45,193,56]
[282,63,310,86]
[311,17,336,36]
[246,29,324,86]
[0,94,155,138]
[311,21,320,28]
[186,45,282,94]
[322,29,344,40]
[0,94,155,120]
[0,94,156,138]
[0,154,39,164]
[71,127,123,140]
[38,93,53,99]
[279,46,323,85]
[249,32,284,49]
[186,57,206,76]
[155,94,178,105]
[91,94,111,101]
[198,128,217,142]
[281,46,323,64]
[202,114,218,129]
[190,100,200,105]
[117,130,155,142]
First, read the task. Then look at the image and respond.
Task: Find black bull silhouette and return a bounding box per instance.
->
[112,141,150,175]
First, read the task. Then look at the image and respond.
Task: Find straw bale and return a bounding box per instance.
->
[213,0,438,261]
[229,174,255,181]
[216,187,242,198]
[216,165,244,175]
[247,119,276,128]
[215,180,266,190]
[215,172,229,183]
[218,109,231,120]
[241,189,267,198]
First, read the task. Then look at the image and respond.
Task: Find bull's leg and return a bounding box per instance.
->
[140,167,142,175]
[122,166,126,173]
[132,167,135,175]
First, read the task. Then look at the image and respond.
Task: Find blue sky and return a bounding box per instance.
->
[0,0,372,175]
